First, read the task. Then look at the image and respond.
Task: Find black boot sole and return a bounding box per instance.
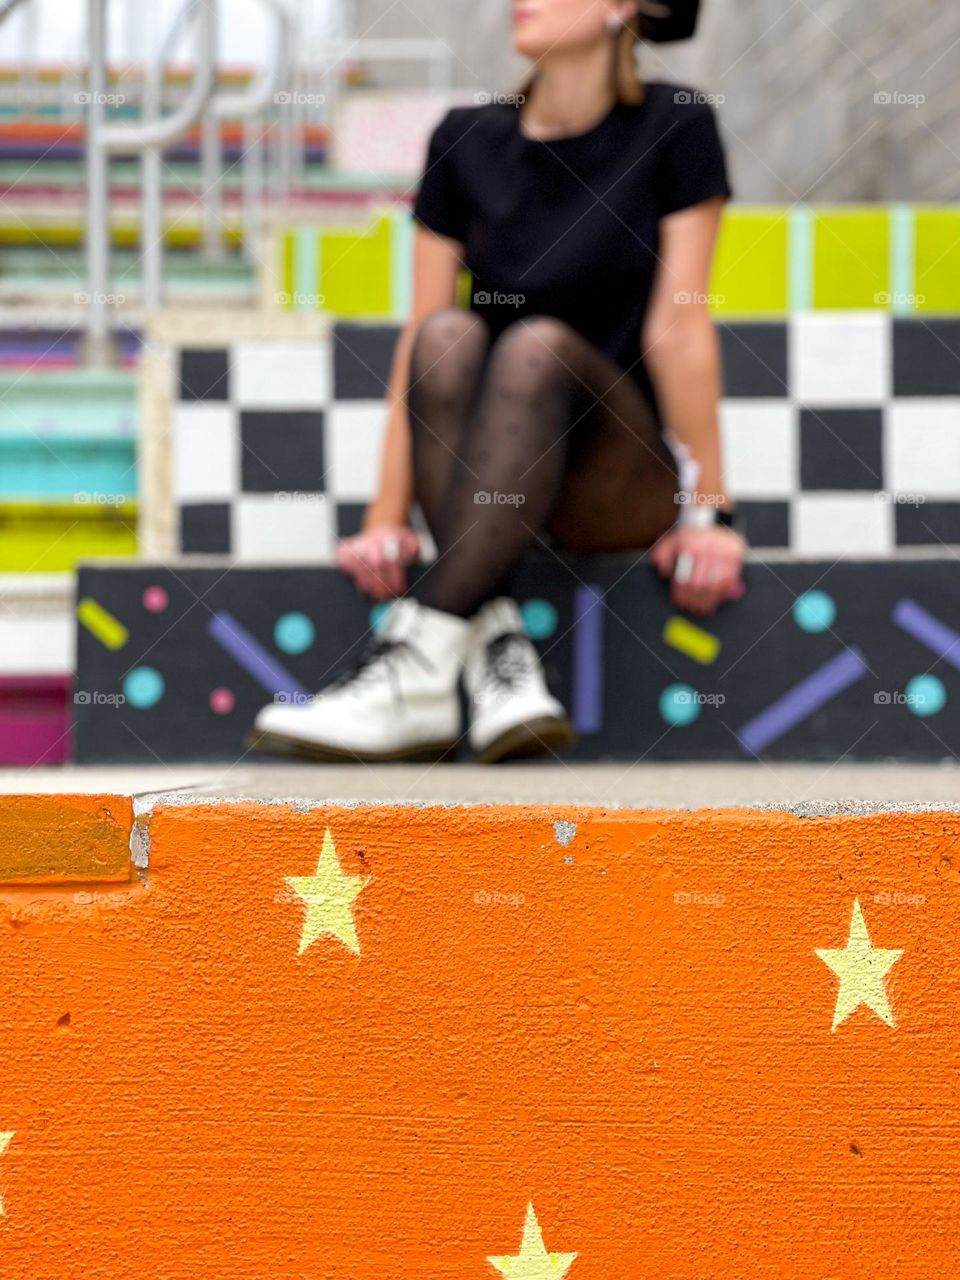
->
[245,730,458,764]
[474,716,576,765]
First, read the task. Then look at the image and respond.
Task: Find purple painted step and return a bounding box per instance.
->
[0,676,71,766]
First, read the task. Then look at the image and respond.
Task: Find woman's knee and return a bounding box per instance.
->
[483,315,581,412]
[408,308,489,399]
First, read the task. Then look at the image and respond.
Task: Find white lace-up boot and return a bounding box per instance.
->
[249,599,470,762]
[464,597,574,763]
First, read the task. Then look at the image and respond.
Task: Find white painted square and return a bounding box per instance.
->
[720,399,797,497]
[171,404,239,501]
[232,339,332,408]
[327,400,387,500]
[232,493,334,563]
[885,399,960,498]
[790,313,890,406]
[793,493,893,556]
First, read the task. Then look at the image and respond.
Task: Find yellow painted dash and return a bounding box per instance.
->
[663,615,721,665]
[77,597,129,651]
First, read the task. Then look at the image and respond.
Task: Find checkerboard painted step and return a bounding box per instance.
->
[154,316,960,560]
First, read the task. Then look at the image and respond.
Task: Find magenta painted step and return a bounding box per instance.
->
[0,676,71,765]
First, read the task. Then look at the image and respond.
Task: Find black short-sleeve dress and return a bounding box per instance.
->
[412,82,732,426]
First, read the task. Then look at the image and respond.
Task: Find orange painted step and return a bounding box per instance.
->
[0,798,957,1278]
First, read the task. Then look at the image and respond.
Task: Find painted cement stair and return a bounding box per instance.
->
[0,791,955,1277]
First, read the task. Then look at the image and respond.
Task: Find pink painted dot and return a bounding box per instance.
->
[142,585,169,613]
[209,687,235,715]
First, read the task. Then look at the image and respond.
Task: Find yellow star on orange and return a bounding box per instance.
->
[285,827,369,956]
[815,899,902,1031]
[488,1204,577,1279]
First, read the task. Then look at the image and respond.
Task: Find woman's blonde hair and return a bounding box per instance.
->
[520,1,672,108]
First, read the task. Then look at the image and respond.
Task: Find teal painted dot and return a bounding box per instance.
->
[659,683,701,727]
[369,602,393,633]
[793,590,837,633]
[123,666,164,709]
[905,673,946,717]
[274,611,315,654]
[521,598,558,640]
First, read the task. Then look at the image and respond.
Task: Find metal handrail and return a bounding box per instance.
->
[201,0,293,261]
[84,0,217,363]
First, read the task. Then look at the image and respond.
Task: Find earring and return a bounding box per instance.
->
[606,14,624,34]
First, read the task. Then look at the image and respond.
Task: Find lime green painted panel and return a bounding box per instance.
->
[319,217,393,317]
[0,503,137,572]
[813,208,890,309]
[709,210,789,314]
[914,208,960,314]
[280,231,296,307]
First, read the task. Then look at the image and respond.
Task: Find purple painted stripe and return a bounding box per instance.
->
[893,597,960,670]
[207,611,309,699]
[738,647,869,755]
[572,584,604,734]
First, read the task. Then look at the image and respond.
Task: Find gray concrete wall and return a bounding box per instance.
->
[352,0,960,201]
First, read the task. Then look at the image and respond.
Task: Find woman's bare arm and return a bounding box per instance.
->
[641,196,728,510]
[363,227,464,528]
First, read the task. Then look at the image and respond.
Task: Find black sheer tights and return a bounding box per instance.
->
[406,309,679,618]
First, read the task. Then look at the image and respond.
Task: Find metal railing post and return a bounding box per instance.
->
[84,0,112,365]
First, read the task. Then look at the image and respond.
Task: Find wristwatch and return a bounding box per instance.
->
[679,503,742,533]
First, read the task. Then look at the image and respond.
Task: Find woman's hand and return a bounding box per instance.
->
[336,525,422,601]
[650,524,746,616]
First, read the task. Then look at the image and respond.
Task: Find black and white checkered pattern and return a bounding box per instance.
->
[171,317,960,558]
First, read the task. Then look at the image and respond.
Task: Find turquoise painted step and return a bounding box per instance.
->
[0,370,136,439]
[0,436,136,500]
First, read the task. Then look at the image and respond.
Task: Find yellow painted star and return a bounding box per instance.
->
[285,827,369,956]
[0,1131,13,1214]
[488,1204,577,1279]
[815,899,903,1031]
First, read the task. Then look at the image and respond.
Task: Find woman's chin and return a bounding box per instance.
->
[513,36,546,60]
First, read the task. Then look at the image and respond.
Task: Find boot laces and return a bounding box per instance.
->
[328,636,432,697]
[481,631,536,692]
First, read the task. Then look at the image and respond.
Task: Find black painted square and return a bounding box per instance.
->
[180,503,231,553]
[239,411,326,492]
[893,319,960,396]
[335,502,366,539]
[718,323,788,398]
[179,349,230,401]
[738,500,790,547]
[896,501,960,545]
[799,408,884,490]
[332,324,401,399]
